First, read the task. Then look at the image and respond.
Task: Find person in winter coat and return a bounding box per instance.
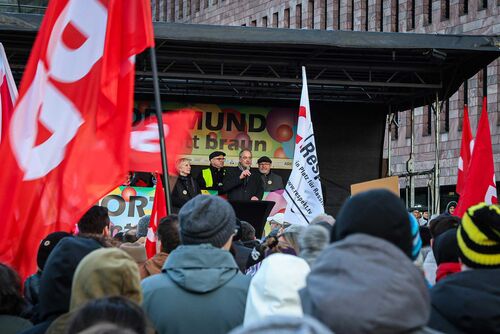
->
[171,158,201,213]
[300,189,433,334]
[432,228,461,283]
[429,203,500,333]
[423,214,460,285]
[243,253,310,326]
[45,248,143,334]
[141,195,251,334]
[23,231,71,322]
[142,215,180,278]
[223,149,264,201]
[0,264,33,334]
[20,237,103,334]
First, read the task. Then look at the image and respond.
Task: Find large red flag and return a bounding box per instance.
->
[0,0,154,279]
[456,104,473,194]
[455,97,497,217]
[0,43,18,143]
[146,175,167,258]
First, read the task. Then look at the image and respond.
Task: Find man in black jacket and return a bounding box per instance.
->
[196,151,226,193]
[223,149,263,201]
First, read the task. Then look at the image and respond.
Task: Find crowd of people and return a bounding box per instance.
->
[1,186,500,334]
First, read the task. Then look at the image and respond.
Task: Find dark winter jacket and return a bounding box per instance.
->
[260,171,284,192]
[429,268,500,333]
[223,166,264,201]
[196,165,226,192]
[171,175,201,212]
[141,244,251,334]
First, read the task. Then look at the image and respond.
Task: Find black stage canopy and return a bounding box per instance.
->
[0,13,498,111]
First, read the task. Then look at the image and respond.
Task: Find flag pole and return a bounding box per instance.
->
[149,47,172,215]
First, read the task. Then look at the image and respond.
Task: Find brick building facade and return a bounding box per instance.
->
[153,0,499,204]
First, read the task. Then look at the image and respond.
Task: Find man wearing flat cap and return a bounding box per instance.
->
[257,156,284,192]
[196,150,226,193]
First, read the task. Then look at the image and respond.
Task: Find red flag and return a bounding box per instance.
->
[129,109,195,174]
[0,0,154,280]
[455,97,497,217]
[0,43,18,143]
[456,104,473,194]
[146,175,167,258]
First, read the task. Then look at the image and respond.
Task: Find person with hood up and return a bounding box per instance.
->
[300,189,433,334]
[141,195,251,334]
[20,237,103,334]
[299,224,330,266]
[429,203,500,333]
[45,248,143,334]
[444,201,457,216]
[230,315,333,334]
[243,253,310,326]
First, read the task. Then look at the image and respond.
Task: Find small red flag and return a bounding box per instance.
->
[456,104,473,195]
[146,175,167,258]
[455,97,497,217]
[0,0,154,280]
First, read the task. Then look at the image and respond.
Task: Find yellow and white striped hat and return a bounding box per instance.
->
[457,203,500,268]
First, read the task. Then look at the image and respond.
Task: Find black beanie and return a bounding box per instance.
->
[331,189,413,258]
[37,231,72,270]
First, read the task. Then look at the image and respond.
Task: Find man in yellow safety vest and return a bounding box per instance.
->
[196,151,226,193]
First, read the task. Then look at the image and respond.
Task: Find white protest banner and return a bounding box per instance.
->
[284,67,324,225]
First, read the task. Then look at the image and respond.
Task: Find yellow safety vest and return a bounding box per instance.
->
[202,168,213,188]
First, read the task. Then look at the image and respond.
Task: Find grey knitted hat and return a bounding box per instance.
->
[179,195,236,248]
[136,215,150,238]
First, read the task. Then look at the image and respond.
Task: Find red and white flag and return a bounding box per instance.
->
[146,175,167,258]
[455,97,497,217]
[0,0,154,279]
[456,104,473,195]
[0,43,18,143]
[129,109,195,174]
[284,67,324,225]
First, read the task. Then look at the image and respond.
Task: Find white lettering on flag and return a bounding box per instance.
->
[284,67,324,225]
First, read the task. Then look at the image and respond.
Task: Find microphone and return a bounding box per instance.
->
[244,166,250,186]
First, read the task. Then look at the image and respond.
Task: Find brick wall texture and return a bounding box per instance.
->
[152,0,500,189]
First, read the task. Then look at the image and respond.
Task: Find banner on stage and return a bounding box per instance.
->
[99,186,155,234]
[134,102,297,169]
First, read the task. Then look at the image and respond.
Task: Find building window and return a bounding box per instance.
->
[407,0,415,30]
[212,0,218,5]
[262,16,268,27]
[481,0,488,9]
[273,12,279,27]
[308,0,315,29]
[423,106,432,136]
[391,0,399,32]
[251,19,257,26]
[459,0,468,15]
[195,0,200,12]
[179,0,184,18]
[204,0,209,8]
[361,0,368,31]
[375,0,383,31]
[391,112,399,140]
[458,82,467,131]
[284,8,290,28]
[296,4,303,28]
[441,0,450,20]
[186,0,191,16]
[323,0,328,29]
[440,99,450,133]
[333,0,340,30]
[406,109,413,139]
[423,0,432,25]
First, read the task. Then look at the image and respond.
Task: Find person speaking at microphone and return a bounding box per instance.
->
[223,149,264,201]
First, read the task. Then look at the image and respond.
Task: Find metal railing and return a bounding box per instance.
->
[0,1,48,15]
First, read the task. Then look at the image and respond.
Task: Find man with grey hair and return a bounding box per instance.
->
[223,149,264,201]
[141,195,251,334]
